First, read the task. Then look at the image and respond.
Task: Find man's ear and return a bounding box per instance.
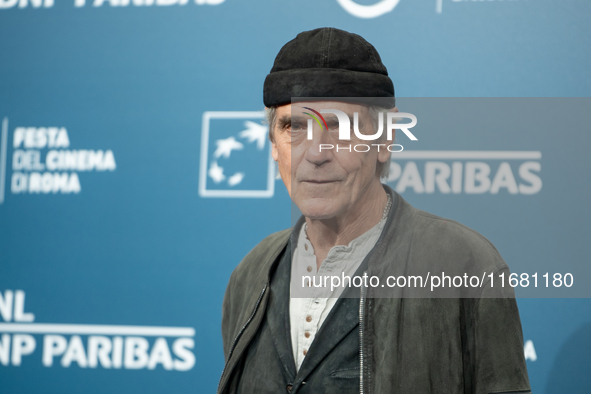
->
[271,140,279,162]
[265,106,278,162]
[377,144,391,165]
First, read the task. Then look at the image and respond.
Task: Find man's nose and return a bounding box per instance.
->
[304,122,334,166]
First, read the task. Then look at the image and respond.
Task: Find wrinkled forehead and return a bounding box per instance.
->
[278,101,370,119]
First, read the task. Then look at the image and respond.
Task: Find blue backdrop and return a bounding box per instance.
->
[1,0,590,393]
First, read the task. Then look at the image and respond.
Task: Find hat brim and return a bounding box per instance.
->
[263,68,395,108]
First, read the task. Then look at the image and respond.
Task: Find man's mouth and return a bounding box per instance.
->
[301,179,338,184]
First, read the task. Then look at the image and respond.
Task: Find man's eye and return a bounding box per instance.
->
[291,122,306,132]
[326,122,341,132]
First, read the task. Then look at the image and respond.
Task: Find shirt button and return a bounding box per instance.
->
[307,266,312,272]
[303,349,307,356]
[304,244,308,251]
[304,331,310,338]
[306,315,312,322]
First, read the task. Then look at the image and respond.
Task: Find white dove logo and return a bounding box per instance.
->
[214,136,243,159]
[336,0,400,18]
[208,161,226,184]
[199,111,275,198]
[207,120,268,187]
[239,121,267,150]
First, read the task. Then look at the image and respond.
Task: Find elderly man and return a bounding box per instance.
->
[218,28,531,394]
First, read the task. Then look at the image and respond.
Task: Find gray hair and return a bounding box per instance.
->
[265,105,392,179]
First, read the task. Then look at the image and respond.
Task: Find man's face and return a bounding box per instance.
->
[271,101,390,220]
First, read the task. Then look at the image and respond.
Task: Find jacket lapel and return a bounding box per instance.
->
[266,241,298,381]
[218,231,291,394]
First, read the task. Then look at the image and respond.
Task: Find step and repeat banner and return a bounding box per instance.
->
[1,0,590,393]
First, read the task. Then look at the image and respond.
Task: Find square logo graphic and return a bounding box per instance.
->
[199,111,275,198]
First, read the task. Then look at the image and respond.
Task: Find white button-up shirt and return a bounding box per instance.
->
[289,219,386,371]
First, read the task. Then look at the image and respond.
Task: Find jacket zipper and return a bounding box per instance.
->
[359,271,367,394]
[217,283,268,394]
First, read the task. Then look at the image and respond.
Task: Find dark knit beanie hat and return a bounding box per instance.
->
[263,27,395,108]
